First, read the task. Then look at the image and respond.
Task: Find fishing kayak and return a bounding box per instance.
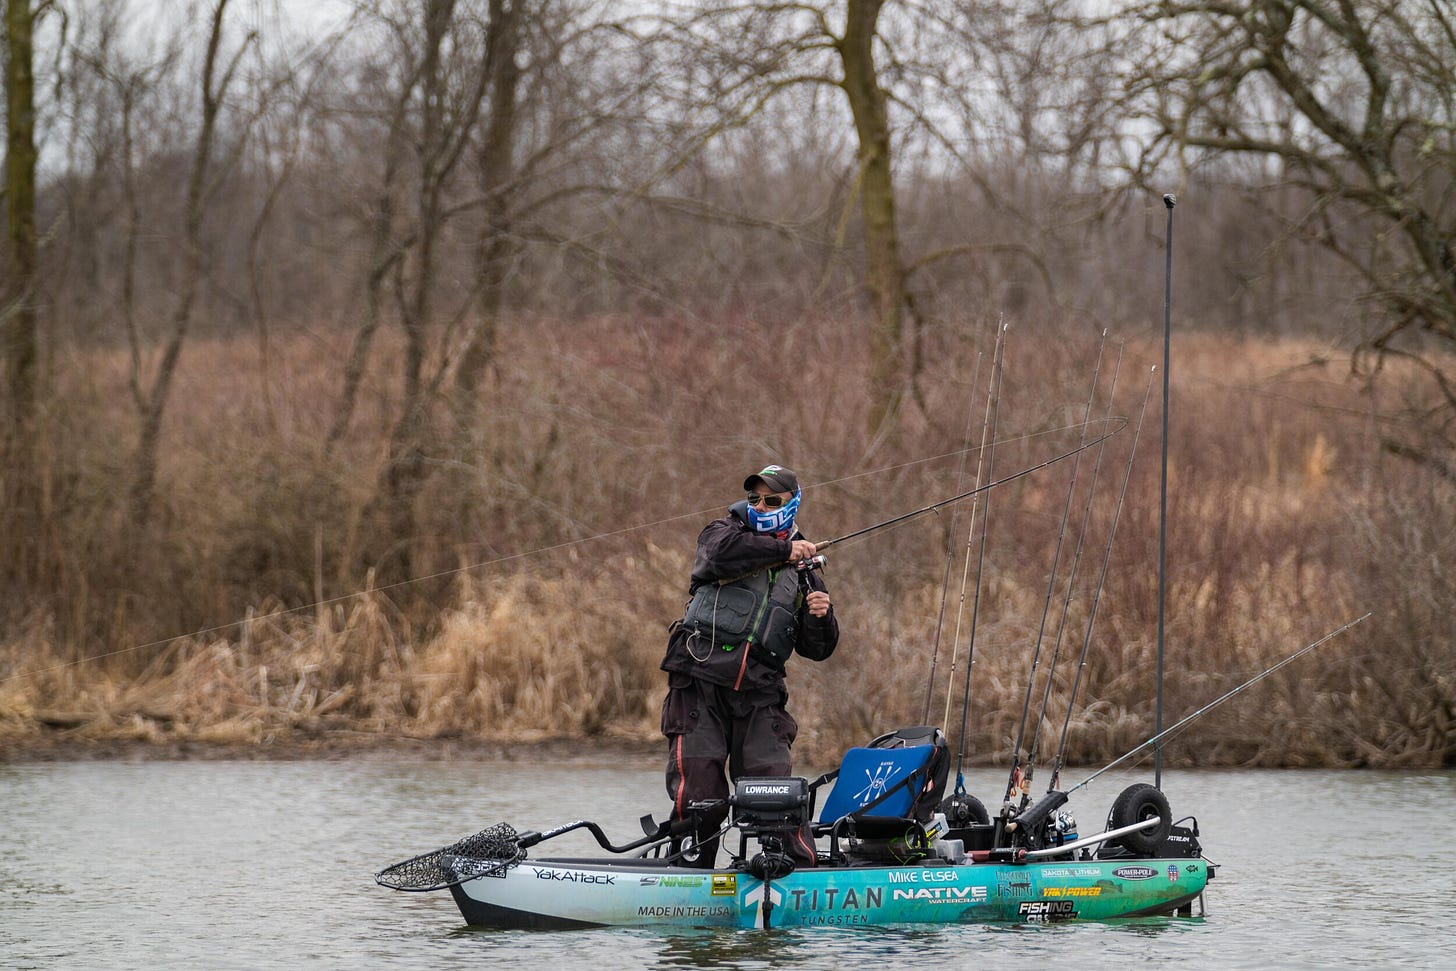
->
[378,726,1213,930]
[444,852,1209,930]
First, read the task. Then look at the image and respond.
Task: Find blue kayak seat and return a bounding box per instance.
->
[809,726,949,861]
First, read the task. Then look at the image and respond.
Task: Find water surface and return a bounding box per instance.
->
[2,758,1450,969]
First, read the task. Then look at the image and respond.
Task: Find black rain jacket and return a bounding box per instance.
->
[661,502,839,692]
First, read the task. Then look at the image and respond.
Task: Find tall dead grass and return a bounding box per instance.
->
[1,319,1452,769]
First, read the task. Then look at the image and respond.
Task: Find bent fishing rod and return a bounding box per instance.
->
[1064,611,1372,797]
[813,417,1128,554]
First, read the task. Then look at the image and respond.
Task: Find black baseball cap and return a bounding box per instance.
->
[744,464,799,494]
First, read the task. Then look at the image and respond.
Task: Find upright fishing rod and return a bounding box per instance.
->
[1066,613,1372,796]
[1017,345,1126,809]
[1001,332,1108,807]
[1155,193,1176,788]
[1046,366,1158,793]
[922,352,987,724]
[946,323,1007,793]
[942,332,1002,737]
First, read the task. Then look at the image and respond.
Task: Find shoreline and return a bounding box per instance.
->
[0,732,1012,768]
[1,735,1419,771]
[0,732,664,765]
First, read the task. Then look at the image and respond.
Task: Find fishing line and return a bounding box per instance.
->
[922,350,986,724]
[1,415,1126,686]
[817,417,1127,554]
[821,417,1126,493]
[1047,366,1158,793]
[0,506,720,684]
[1001,331,1108,809]
[1065,612,1372,796]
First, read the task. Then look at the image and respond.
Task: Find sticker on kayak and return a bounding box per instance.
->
[1112,865,1159,880]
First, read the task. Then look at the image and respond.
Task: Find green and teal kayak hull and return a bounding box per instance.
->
[448,855,1210,929]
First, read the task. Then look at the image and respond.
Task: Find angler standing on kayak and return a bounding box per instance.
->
[660,464,839,869]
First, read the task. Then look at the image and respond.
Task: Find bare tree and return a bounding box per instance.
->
[322,4,415,456]
[654,2,914,434]
[1087,0,1456,474]
[645,1,1030,439]
[122,0,257,525]
[372,0,494,582]
[241,16,347,435]
[319,0,672,581]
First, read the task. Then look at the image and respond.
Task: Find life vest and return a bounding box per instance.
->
[680,566,803,666]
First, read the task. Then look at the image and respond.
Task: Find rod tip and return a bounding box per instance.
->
[1163,194,1177,208]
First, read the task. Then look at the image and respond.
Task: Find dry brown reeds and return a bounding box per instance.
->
[1,318,1452,769]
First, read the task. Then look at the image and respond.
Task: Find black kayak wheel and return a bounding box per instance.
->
[937,793,989,827]
[1108,782,1172,855]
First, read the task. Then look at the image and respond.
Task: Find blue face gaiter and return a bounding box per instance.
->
[746,488,801,535]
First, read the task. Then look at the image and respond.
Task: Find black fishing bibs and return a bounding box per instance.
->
[681,566,803,667]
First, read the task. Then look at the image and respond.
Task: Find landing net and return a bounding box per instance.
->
[375,822,524,891]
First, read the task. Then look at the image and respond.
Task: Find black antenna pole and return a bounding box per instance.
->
[1156,193,1176,789]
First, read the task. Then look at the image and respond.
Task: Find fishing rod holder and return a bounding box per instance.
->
[1006,790,1068,837]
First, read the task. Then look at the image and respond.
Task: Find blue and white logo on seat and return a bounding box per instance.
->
[852,760,903,807]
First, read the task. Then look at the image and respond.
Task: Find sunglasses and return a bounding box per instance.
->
[746,493,789,509]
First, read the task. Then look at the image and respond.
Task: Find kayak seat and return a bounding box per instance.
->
[809,726,950,862]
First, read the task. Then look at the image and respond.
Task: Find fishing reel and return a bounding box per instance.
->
[1005,790,1081,854]
[795,554,827,572]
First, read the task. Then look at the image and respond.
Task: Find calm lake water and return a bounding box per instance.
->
[1,756,1451,969]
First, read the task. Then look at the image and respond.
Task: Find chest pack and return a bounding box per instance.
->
[681,567,803,665]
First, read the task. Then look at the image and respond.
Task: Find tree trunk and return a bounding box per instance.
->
[4,0,39,440]
[128,0,235,528]
[839,0,907,439]
[3,0,40,587]
[365,0,488,586]
[454,0,523,438]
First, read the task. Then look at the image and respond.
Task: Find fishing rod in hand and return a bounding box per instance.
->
[1064,611,1373,797]
[814,416,1129,553]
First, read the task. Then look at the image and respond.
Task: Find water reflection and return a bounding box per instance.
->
[652,927,813,968]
